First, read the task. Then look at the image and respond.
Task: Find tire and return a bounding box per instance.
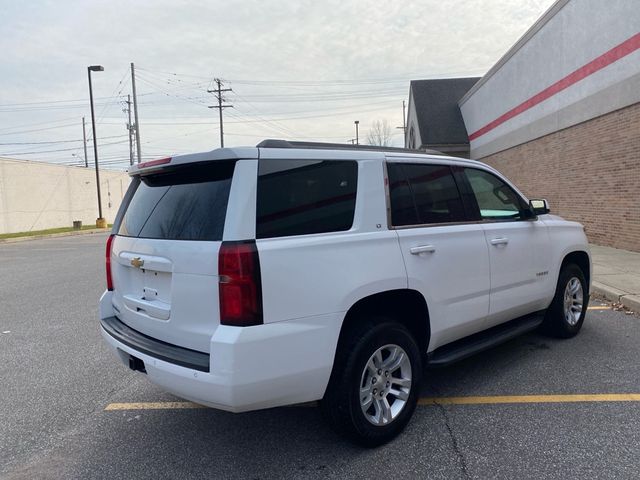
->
[541,263,589,338]
[320,318,422,447]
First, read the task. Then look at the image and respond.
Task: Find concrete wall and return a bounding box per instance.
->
[0,158,130,234]
[460,0,640,158]
[482,102,640,252]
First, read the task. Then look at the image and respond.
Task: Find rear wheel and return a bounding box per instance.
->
[321,318,422,447]
[542,264,588,338]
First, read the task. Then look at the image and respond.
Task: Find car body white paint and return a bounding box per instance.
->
[99,145,590,412]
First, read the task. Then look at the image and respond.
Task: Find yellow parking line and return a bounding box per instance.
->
[588,306,610,310]
[105,401,206,410]
[105,394,640,411]
[418,393,640,406]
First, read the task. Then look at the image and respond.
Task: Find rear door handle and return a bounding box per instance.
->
[410,245,436,255]
[490,237,509,246]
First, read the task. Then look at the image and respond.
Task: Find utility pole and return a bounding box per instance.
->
[396,100,407,146]
[124,95,134,166]
[131,62,142,163]
[207,78,232,148]
[82,116,88,168]
[354,120,360,145]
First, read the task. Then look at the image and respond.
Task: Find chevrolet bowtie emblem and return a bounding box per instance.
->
[130,257,144,268]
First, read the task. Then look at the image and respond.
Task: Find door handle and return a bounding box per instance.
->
[490,237,509,246]
[410,245,436,255]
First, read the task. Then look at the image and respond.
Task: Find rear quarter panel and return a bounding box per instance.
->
[258,231,407,323]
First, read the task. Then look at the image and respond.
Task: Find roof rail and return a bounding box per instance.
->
[256,139,443,155]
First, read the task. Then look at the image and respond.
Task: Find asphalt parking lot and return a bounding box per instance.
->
[1,234,639,479]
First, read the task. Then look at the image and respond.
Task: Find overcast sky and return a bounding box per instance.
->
[0,0,555,169]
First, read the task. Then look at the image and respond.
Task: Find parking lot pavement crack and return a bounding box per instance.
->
[435,401,471,479]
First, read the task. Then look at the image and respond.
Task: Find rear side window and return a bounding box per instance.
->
[387,163,466,226]
[256,160,357,239]
[117,161,236,241]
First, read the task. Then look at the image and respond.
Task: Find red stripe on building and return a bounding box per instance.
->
[468,32,640,141]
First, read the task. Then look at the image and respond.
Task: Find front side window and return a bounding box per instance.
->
[256,160,357,239]
[388,163,466,226]
[463,168,529,220]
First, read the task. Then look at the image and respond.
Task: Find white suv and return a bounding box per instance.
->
[99,140,591,446]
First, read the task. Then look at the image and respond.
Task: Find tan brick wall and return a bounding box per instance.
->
[480,102,640,252]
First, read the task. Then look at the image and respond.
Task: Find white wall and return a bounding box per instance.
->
[460,0,640,158]
[0,158,130,234]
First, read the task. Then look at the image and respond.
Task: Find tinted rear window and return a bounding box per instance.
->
[117,161,235,241]
[256,160,357,239]
[388,163,466,226]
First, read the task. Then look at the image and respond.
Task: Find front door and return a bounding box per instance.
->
[461,167,551,327]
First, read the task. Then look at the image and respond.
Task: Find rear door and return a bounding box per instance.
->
[388,161,490,350]
[110,160,238,353]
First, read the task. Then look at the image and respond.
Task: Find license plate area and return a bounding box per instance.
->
[135,268,171,305]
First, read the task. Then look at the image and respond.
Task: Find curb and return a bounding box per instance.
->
[592,281,639,313]
[0,228,110,244]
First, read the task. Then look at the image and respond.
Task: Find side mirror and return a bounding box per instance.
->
[530,199,550,216]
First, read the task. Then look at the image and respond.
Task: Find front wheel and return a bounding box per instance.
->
[542,264,588,338]
[320,319,422,447]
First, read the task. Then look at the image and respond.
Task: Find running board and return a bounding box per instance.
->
[427,311,545,368]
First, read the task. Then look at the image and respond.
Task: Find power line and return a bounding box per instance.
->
[136,65,486,85]
[232,89,300,138]
[0,94,130,108]
[136,73,209,108]
[0,122,82,137]
[0,134,127,145]
[0,116,79,132]
[0,139,130,156]
[96,99,398,125]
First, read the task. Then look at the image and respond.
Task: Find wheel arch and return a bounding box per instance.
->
[561,250,591,292]
[336,289,431,357]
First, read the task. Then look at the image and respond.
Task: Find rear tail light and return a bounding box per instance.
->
[218,241,263,327]
[106,234,115,291]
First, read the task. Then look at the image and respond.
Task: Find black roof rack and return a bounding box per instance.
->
[256,139,443,155]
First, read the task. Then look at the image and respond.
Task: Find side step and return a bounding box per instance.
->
[427,311,545,368]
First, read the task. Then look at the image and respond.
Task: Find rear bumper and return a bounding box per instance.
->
[99,308,343,413]
[101,316,210,372]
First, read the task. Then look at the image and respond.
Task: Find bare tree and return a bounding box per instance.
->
[366,119,393,146]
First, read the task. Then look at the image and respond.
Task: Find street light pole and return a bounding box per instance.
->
[87,65,106,228]
[354,120,360,145]
[82,116,88,167]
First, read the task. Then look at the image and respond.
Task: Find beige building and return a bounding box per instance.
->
[0,157,130,234]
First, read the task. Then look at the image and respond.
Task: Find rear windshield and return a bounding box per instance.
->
[117,161,236,241]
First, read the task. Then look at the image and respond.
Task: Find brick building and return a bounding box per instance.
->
[408,0,640,252]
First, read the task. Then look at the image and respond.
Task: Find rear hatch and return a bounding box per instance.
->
[109,160,237,353]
